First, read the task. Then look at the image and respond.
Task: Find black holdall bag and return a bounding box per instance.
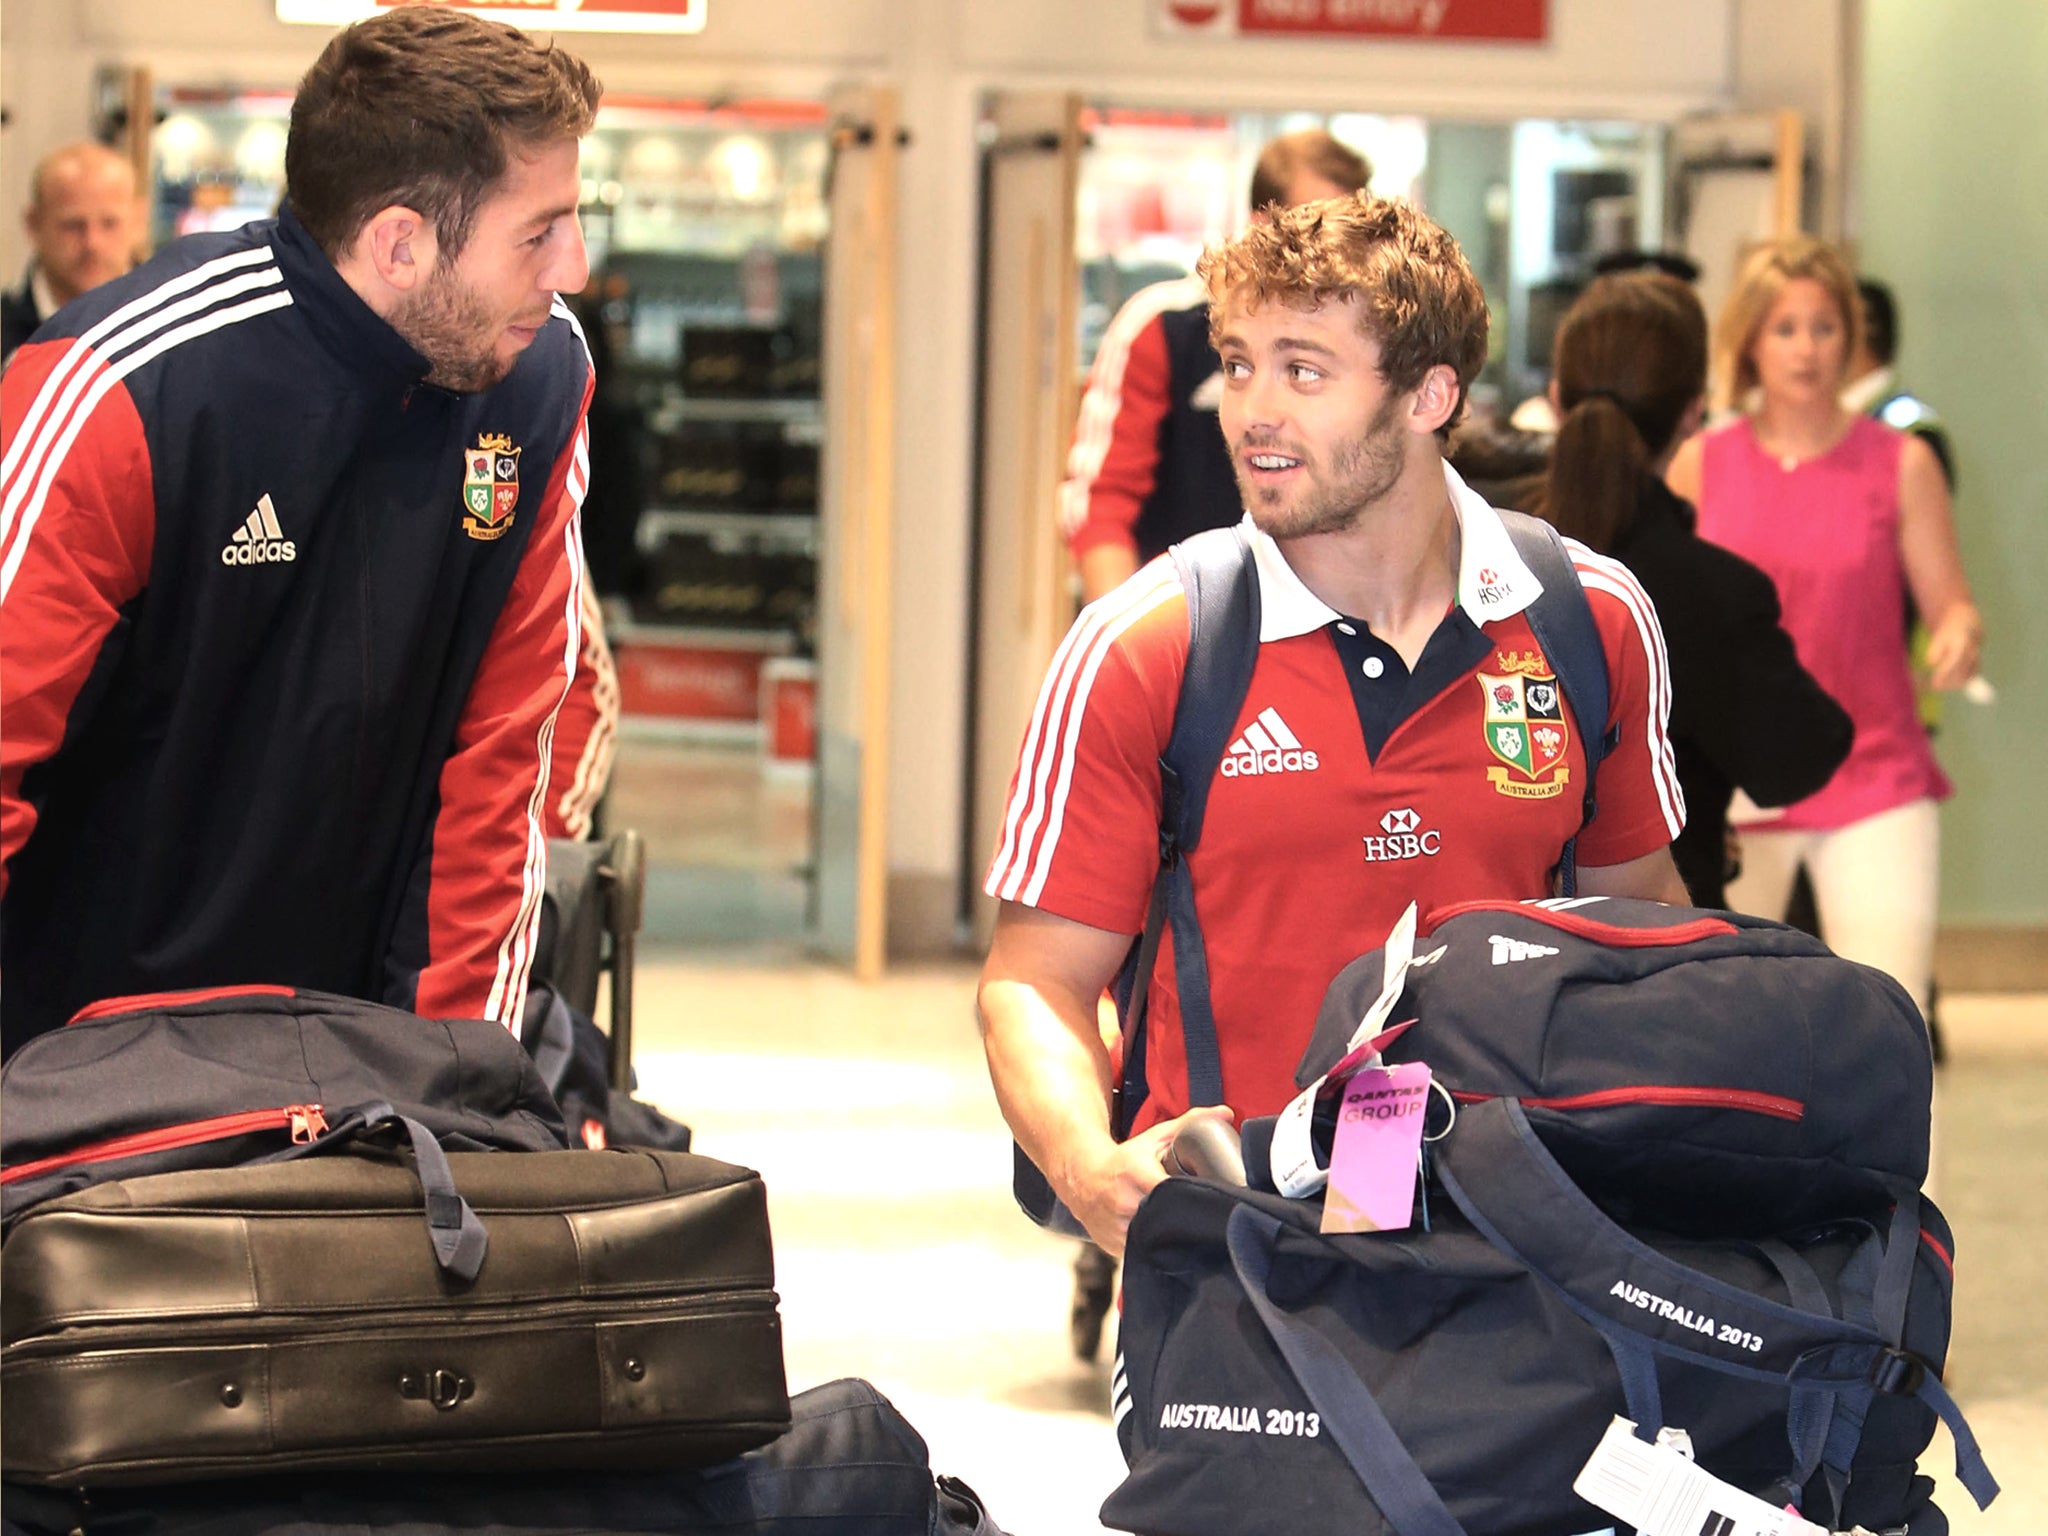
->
[1294,896,1936,1233]
[1106,1103,1999,1536]
[0,1377,1002,1536]
[0,986,791,1485]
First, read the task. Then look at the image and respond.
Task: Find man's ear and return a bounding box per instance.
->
[1408,362,1461,435]
[355,205,437,296]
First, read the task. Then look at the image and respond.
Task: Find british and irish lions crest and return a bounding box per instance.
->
[1478,651,1572,800]
[461,432,521,542]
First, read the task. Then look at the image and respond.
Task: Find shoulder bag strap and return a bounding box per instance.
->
[1121,525,1261,1122]
[1225,1202,1469,1536]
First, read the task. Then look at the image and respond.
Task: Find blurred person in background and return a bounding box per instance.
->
[1666,237,1980,1029]
[1529,271,1850,908]
[2,141,143,364]
[1060,128,1372,604]
[1845,277,1954,488]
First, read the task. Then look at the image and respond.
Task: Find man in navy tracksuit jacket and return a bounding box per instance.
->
[0,9,605,1054]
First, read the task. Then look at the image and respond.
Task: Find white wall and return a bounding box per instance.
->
[6,0,1826,955]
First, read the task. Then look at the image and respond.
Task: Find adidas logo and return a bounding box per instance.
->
[221,494,296,566]
[1221,707,1319,778]
[1489,934,1560,966]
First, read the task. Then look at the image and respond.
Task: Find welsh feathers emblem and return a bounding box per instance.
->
[462,433,521,542]
[1478,669,1572,800]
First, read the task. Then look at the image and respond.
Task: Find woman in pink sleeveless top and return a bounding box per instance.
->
[1668,238,1980,1023]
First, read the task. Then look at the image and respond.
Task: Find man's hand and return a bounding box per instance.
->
[1060,1104,1236,1258]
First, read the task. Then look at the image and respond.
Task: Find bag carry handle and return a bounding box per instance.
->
[290,1102,490,1283]
[1434,1098,1998,1509]
[1224,1203,1469,1536]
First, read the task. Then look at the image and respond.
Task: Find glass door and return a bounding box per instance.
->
[577,98,834,946]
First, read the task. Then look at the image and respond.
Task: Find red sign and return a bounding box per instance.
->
[615,640,763,723]
[278,0,706,35]
[1157,0,1545,42]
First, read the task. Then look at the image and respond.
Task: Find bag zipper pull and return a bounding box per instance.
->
[290,1105,329,1144]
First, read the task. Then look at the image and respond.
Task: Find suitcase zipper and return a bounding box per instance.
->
[0,1104,331,1186]
[5,1290,781,1353]
[1449,1085,1805,1121]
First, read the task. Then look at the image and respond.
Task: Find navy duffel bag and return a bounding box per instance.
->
[1108,1102,1996,1536]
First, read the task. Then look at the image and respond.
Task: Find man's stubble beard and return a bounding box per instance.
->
[1237,390,1410,541]
[392,265,508,393]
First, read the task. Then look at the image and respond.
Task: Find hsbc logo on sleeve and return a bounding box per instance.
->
[1362,807,1442,863]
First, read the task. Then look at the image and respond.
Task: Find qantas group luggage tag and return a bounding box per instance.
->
[1269,902,1447,1232]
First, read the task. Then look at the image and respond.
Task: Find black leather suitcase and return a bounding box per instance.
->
[0,1146,789,1486]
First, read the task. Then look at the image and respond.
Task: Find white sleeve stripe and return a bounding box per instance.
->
[3,263,285,553]
[1058,277,1206,540]
[555,563,617,840]
[2,247,276,491]
[989,569,1180,900]
[0,289,295,603]
[989,572,1163,889]
[1572,554,1686,840]
[484,502,586,1027]
[988,570,1183,905]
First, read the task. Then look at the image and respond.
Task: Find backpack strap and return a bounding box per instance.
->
[1116,525,1262,1130]
[1499,510,1615,897]
[1011,528,1259,1230]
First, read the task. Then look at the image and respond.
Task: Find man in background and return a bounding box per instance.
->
[1060,128,1372,602]
[1844,277,1954,488]
[2,141,143,363]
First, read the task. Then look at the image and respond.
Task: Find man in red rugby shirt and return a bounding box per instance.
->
[979,194,1688,1258]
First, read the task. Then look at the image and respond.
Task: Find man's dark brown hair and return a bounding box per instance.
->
[1248,129,1372,214]
[286,6,601,262]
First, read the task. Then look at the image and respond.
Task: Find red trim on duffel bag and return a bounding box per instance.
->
[67,984,298,1024]
[1450,1085,1806,1122]
[0,1104,329,1186]
[1424,899,1739,948]
[1919,1228,1954,1277]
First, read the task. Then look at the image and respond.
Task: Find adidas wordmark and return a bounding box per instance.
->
[1221,707,1319,777]
[222,494,295,566]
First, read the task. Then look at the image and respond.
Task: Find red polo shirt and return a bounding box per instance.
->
[986,466,1684,1129]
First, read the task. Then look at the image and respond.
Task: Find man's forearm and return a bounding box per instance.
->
[977,974,1119,1201]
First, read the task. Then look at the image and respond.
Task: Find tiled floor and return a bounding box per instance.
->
[627,952,2047,1536]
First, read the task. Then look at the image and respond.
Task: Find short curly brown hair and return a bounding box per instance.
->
[1198,193,1490,435]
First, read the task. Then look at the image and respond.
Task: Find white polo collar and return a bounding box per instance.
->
[1248,460,1546,642]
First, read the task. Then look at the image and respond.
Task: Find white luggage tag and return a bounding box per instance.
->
[1574,1417,1830,1536]
[1272,903,1422,1199]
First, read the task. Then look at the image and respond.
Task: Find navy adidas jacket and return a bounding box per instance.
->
[0,206,596,1054]
[1060,275,1244,566]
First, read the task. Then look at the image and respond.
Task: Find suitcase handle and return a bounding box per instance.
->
[304,1103,490,1283]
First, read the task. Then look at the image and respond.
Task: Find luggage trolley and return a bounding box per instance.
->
[540,827,647,1091]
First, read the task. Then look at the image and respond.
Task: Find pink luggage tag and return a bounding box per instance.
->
[1320,1060,1432,1235]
